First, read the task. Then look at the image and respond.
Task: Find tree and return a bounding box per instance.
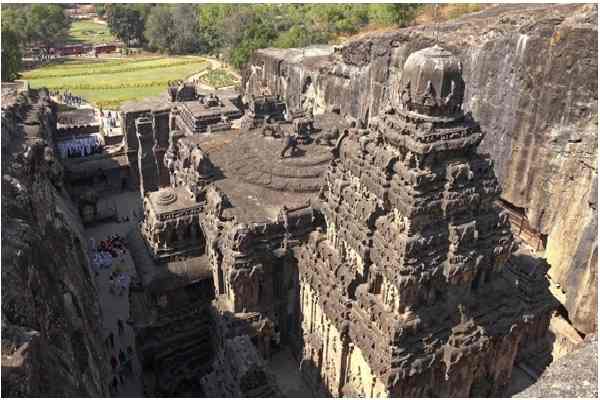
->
[1,28,22,81]
[26,4,71,49]
[274,25,328,49]
[2,4,70,48]
[368,4,420,27]
[0,5,30,43]
[145,5,202,54]
[225,7,278,69]
[106,4,148,47]
[95,4,106,18]
[144,5,174,53]
[197,4,238,54]
[171,4,202,54]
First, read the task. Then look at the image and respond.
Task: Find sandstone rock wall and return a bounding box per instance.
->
[516,334,597,398]
[1,90,110,396]
[243,3,598,335]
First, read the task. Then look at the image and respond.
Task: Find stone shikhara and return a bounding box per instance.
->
[294,46,555,397]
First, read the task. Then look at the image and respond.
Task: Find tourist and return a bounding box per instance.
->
[108,274,115,294]
[119,349,127,365]
[110,355,118,372]
[124,359,134,376]
[274,326,281,347]
[109,379,117,396]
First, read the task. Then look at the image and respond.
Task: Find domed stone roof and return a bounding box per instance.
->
[156,188,178,206]
[399,45,464,117]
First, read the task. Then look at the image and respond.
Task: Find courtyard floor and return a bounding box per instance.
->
[84,190,144,397]
[267,347,313,397]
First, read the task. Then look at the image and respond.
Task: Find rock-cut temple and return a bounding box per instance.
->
[118,46,556,396]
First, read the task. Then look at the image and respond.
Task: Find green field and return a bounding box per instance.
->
[67,19,116,45]
[199,68,239,89]
[23,56,209,109]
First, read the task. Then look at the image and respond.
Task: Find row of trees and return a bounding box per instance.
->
[104,4,422,69]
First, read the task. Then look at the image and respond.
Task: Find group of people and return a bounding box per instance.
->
[97,234,137,396]
[58,90,85,107]
[98,234,127,257]
[109,269,131,296]
[90,234,128,275]
[106,321,136,396]
[56,134,102,159]
[100,110,119,135]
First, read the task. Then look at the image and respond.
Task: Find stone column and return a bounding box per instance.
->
[136,116,160,196]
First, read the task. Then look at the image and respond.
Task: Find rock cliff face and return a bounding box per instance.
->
[243,3,598,335]
[516,334,597,398]
[1,89,110,396]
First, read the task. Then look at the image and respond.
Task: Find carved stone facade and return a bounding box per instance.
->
[295,46,555,397]
[132,94,352,394]
[120,84,243,196]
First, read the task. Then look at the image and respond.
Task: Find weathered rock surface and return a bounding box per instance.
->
[243,3,598,335]
[1,89,110,396]
[516,335,597,398]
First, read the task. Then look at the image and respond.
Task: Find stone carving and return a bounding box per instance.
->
[295,46,555,397]
[314,127,340,146]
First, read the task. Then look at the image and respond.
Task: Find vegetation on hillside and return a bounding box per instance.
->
[100,4,422,69]
[0,3,488,83]
[414,4,485,25]
[196,4,422,69]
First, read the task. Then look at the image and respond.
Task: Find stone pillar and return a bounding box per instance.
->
[121,110,145,188]
[152,110,171,187]
[136,116,159,196]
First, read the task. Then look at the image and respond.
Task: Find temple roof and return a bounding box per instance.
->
[400,45,465,118]
[127,227,212,294]
[179,97,240,118]
[180,113,346,223]
[120,94,171,113]
[146,186,200,215]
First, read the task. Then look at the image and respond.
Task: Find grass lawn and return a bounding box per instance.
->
[23,56,209,109]
[67,19,116,45]
[199,68,239,89]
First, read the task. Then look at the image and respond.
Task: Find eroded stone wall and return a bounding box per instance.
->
[1,89,110,396]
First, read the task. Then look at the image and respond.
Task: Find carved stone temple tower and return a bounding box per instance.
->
[296,46,554,397]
